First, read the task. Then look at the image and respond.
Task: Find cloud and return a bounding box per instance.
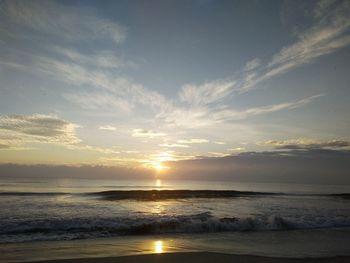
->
[52,47,134,70]
[99,125,117,131]
[0,1,170,117]
[176,1,350,104]
[163,0,347,130]
[179,80,235,105]
[161,94,323,128]
[0,114,123,155]
[64,92,134,113]
[2,148,349,184]
[165,148,350,184]
[66,144,120,154]
[314,0,339,19]
[0,47,170,116]
[260,138,350,150]
[156,106,214,128]
[145,151,196,165]
[0,0,171,115]
[214,141,226,145]
[0,0,126,44]
[132,129,167,138]
[244,58,261,71]
[177,139,209,144]
[159,143,189,148]
[0,114,80,149]
[206,152,231,157]
[211,94,324,121]
[240,0,350,92]
[227,147,245,152]
[0,164,155,179]
[32,55,171,114]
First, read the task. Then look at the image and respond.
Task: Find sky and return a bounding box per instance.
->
[0,0,350,182]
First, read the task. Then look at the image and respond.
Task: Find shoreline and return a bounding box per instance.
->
[27,252,350,263]
[2,229,350,262]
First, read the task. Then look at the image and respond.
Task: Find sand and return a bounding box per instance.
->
[27,252,350,263]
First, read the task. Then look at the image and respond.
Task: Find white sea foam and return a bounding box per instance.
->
[1,212,350,243]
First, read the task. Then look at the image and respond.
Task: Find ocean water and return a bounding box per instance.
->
[0,178,350,261]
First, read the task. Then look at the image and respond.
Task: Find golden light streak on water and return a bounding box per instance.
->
[154,240,163,253]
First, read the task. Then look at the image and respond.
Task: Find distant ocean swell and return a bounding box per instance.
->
[1,212,350,243]
[1,190,349,200]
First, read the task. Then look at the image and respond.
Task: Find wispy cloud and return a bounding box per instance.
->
[244,58,261,71]
[159,143,189,148]
[159,94,323,128]
[179,80,235,106]
[66,144,120,154]
[314,0,338,18]
[99,125,117,131]
[0,0,171,116]
[52,47,135,70]
[0,114,121,155]
[0,114,80,149]
[206,152,231,158]
[161,1,349,130]
[212,94,324,121]
[174,0,350,112]
[177,139,209,144]
[214,141,226,145]
[132,129,167,138]
[33,54,172,115]
[227,147,245,152]
[240,0,350,92]
[64,92,134,113]
[260,138,350,150]
[0,0,126,44]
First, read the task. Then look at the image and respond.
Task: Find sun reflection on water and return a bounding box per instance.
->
[151,201,165,214]
[154,240,163,253]
[155,179,162,188]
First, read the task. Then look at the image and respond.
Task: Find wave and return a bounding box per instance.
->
[88,190,283,200]
[1,190,349,200]
[0,189,284,199]
[328,193,350,199]
[0,191,69,196]
[1,212,350,243]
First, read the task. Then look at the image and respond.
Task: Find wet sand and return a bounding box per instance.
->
[28,252,350,263]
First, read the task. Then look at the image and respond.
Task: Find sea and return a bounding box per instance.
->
[0,177,350,262]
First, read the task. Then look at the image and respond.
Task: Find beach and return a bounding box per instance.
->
[2,229,350,263]
[28,252,350,263]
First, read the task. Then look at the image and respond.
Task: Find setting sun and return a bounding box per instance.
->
[153,162,167,172]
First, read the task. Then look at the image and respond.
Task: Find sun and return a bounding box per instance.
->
[153,162,165,172]
[145,152,172,172]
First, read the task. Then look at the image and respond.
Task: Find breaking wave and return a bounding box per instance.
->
[89,190,283,200]
[1,212,350,243]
